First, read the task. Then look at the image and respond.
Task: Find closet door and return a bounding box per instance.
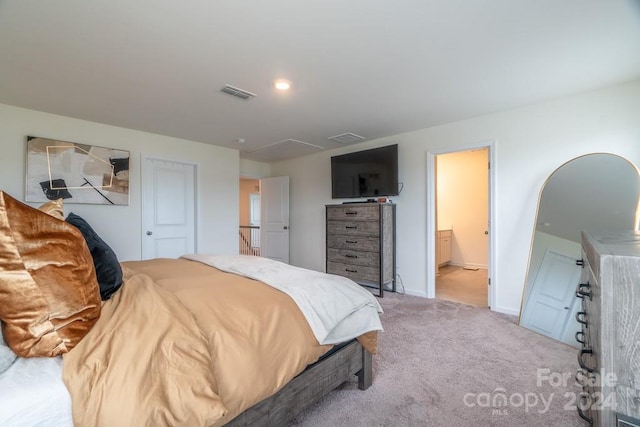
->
[142,157,196,259]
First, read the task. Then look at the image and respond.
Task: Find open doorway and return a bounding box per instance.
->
[427,143,494,309]
[238,176,290,262]
[239,178,261,255]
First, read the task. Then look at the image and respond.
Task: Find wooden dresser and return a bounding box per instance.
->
[575,230,640,426]
[325,203,395,297]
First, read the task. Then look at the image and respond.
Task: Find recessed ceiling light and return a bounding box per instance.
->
[274,79,291,91]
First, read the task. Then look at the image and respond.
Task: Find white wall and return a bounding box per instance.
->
[271,80,640,315]
[0,103,240,261]
[437,149,489,268]
[240,159,271,178]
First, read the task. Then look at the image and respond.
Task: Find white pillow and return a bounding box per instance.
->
[0,326,17,374]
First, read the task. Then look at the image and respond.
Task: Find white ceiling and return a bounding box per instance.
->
[1,0,639,162]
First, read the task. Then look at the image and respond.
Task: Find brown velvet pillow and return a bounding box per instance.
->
[0,191,101,357]
[38,198,64,220]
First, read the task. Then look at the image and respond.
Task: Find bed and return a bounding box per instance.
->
[0,191,383,426]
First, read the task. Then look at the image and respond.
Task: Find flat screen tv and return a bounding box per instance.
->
[331,144,398,199]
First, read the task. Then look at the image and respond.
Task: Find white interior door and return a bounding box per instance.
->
[259,176,289,263]
[142,157,196,259]
[520,248,581,345]
[249,193,261,249]
[250,193,261,226]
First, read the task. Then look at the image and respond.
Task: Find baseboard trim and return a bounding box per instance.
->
[448,262,488,270]
[492,305,520,316]
[402,289,428,298]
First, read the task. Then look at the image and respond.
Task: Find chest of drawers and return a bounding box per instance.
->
[574,230,640,426]
[325,203,395,297]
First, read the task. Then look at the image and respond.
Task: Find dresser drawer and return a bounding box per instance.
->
[326,206,379,221]
[327,234,380,252]
[327,248,379,267]
[327,261,379,283]
[327,220,379,236]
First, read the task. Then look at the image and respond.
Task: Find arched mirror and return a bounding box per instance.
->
[519,153,640,346]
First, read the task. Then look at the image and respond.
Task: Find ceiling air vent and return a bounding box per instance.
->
[328,132,365,144]
[220,84,256,100]
[243,139,324,162]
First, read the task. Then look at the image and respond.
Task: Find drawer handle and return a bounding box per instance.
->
[575,369,588,387]
[575,369,596,389]
[578,348,594,373]
[576,283,592,300]
[344,254,358,259]
[346,268,358,273]
[576,311,588,326]
[345,211,358,215]
[345,226,358,229]
[345,240,358,244]
[575,331,585,345]
[576,393,593,424]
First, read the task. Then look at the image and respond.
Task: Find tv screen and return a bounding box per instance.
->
[331,144,398,199]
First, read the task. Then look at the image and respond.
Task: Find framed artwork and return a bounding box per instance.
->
[25,136,130,205]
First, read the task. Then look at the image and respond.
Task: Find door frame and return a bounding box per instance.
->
[141,154,199,259]
[426,140,496,309]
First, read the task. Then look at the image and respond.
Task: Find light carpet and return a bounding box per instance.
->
[289,293,584,427]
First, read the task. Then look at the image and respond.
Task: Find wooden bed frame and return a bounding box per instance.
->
[227,339,372,426]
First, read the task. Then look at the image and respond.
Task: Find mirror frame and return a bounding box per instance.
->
[518,152,640,327]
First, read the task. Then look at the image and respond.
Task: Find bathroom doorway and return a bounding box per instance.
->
[430,145,492,308]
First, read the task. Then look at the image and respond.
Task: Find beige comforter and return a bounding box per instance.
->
[63,258,374,426]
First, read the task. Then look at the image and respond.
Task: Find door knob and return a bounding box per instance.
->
[283,226,289,230]
[146,231,153,235]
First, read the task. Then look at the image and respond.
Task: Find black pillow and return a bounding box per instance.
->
[66,213,123,300]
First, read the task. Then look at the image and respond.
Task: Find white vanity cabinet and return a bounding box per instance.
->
[437,229,452,267]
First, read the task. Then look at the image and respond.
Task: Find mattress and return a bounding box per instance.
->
[0,356,72,427]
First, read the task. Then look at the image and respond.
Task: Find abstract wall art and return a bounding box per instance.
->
[25,136,130,205]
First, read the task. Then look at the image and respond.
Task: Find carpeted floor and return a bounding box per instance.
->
[289,293,584,427]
